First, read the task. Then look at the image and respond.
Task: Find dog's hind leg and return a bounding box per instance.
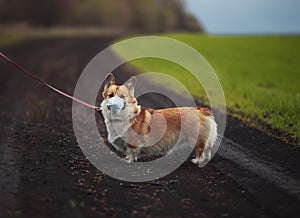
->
[191,139,206,165]
[202,119,217,165]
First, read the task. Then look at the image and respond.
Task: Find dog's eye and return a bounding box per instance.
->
[108,93,114,98]
[120,94,125,99]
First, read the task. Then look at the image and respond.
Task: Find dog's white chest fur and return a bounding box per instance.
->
[101,99,141,152]
[105,119,129,143]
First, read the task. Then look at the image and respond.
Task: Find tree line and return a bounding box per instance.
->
[0,0,203,33]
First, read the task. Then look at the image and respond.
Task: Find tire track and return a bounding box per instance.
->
[0,119,20,217]
[218,137,300,199]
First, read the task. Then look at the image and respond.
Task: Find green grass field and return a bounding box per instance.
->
[114,34,300,144]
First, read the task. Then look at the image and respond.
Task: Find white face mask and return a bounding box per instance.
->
[106,96,125,114]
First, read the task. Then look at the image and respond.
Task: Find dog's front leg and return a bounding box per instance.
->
[125,145,141,163]
[125,150,134,163]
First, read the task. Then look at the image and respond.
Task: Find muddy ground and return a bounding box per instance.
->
[0,36,299,218]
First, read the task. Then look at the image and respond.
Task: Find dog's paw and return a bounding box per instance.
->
[125,155,134,163]
[197,162,206,168]
[126,159,133,163]
[192,157,207,167]
[191,158,199,165]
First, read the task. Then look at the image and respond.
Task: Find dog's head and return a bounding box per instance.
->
[101,73,140,119]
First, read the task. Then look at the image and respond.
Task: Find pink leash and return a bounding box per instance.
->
[0,52,101,111]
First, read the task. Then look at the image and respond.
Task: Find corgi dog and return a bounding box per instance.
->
[101,73,217,166]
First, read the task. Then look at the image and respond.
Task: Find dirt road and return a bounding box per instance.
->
[0,36,299,218]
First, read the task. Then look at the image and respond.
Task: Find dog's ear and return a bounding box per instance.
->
[123,76,137,94]
[104,73,115,90]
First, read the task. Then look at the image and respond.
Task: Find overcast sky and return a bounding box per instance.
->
[185,0,300,34]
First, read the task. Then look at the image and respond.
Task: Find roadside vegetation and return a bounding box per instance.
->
[0,0,202,33]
